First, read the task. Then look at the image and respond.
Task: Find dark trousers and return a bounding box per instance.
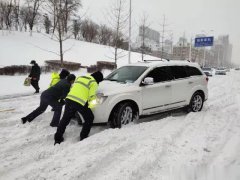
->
[55,99,94,140]
[25,95,62,125]
[31,79,40,92]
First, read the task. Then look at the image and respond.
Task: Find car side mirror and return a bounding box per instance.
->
[142,77,154,85]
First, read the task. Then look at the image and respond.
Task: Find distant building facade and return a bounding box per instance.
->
[171,35,232,67]
[134,26,160,51]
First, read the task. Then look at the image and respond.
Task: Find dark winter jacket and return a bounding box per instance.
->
[41,79,72,100]
[29,63,41,80]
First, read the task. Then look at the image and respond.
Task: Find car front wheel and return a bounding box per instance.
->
[112,102,137,128]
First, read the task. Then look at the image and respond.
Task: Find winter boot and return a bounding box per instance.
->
[21,117,28,124]
[54,133,64,145]
[50,122,58,127]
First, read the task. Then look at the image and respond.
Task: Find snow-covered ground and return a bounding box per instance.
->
[0,69,111,97]
[1,70,240,180]
[0,30,159,67]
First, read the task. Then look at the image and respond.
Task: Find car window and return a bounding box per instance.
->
[170,66,188,79]
[146,66,173,83]
[105,66,148,83]
[185,66,203,76]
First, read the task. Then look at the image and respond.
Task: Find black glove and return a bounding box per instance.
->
[54,133,64,145]
[59,99,65,106]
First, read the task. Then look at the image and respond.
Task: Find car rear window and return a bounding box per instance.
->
[170,66,188,79]
[185,66,203,76]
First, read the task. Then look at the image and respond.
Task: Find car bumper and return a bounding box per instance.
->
[92,105,108,123]
[91,98,113,123]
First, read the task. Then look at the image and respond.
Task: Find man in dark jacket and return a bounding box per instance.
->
[29,60,41,93]
[21,74,76,127]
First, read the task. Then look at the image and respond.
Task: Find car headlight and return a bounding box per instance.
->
[96,93,108,104]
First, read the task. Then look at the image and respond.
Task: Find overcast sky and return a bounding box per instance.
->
[81,0,240,65]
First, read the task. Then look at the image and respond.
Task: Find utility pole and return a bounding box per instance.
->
[201,30,214,67]
[181,32,186,60]
[203,47,206,67]
[189,37,192,61]
[161,15,165,60]
[170,33,173,58]
[128,0,132,64]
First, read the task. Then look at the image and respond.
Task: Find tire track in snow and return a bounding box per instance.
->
[81,116,193,180]
[11,117,177,180]
[142,72,240,179]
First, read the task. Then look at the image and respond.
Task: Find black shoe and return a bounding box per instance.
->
[54,133,64,145]
[21,117,28,124]
[80,136,88,141]
[50,122,58,127]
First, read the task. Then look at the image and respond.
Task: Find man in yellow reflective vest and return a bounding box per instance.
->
[54,71,103,144]
[49,69,70,87]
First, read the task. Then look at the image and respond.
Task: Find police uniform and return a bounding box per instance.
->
[54,71,103,144]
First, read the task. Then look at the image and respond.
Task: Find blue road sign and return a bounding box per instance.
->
[194,36,214,47]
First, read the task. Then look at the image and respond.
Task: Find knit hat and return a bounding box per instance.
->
[91,71,103,84]
[67,74,76,82]
[59,69,70,79]
[30,60,36,64]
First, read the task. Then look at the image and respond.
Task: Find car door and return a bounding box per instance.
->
[169,66,190,108]
[141,66,174,115]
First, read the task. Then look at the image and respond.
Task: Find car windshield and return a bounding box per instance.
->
[105,66,148,83]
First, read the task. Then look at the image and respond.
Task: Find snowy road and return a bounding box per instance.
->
[1,71,240,180]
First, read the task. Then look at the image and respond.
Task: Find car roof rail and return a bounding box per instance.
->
[143,59,169,62]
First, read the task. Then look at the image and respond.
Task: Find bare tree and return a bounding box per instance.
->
[0,0,14,30]
[98,24,112,45]
[44,0,57,33]
[43,13,51,34]
[159,15,171,59]
[139,12,151,61]
[80,19,98,42]
[0,1,6,29]
[25,0,43,36]
[19,6,29,31]
[62,0,81,33]
[106,0,128,65]
[43,0,82,66]
[12,0,20,31]
[72,18,81,39]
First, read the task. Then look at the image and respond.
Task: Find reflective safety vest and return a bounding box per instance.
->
[66,75,98,109]
[49,72,60,87]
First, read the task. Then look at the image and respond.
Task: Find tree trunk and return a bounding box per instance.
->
[60,39,63,67]
[115,46,118,65]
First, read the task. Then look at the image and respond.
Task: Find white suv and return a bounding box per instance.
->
[91,60,208,128]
